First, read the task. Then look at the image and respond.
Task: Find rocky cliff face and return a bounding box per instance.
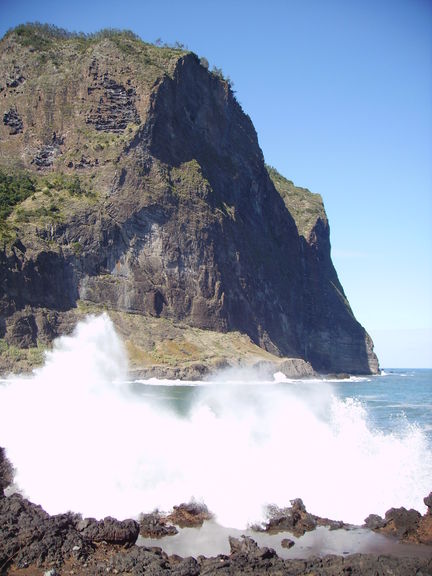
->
[0,24,379,374]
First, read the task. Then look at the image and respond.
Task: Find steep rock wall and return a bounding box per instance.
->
[0,26,379,374]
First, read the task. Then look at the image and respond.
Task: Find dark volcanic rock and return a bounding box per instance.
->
[4,311,38,347]
[257,499,350,537]
[5,64,25,88]
[381,507,422,538]
[261,499,317,537]
[167,502,213,528]
[3,107,23,134]
[86,73,140,132]
[76,516,140,546]
[0,447,13,497]
[367,500,432,545]
[32,133,63,168]
[139,512,178,538]
[277,357,315,378]
[229,535,277,560]
[0,493,92,571]
[0,468,431,576]
[281,537,295,549]
[364,513,386,530]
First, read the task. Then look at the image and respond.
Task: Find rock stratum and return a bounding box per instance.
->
[0,24,379,376]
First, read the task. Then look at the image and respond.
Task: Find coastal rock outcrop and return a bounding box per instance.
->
[366,493,432,545]
[256,498,347,537]
[0,446,431,576]
[76,516,140,546]
[0,24,379,375]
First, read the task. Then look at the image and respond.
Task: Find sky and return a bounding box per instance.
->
[1,0,431,368]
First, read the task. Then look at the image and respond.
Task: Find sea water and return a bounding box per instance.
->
[0,314,431,530]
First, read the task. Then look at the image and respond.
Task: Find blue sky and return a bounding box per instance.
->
[1,0,431,367]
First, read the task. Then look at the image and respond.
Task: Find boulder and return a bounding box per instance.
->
[76,516,139,546]
[278,358,315,378]
[262,499,317,537]
[281,538,295,549]
[229,535,277,560]
[0,493,91,570]
[167,502,213,528]
[139,511,178,538]
[381,507,422,538]
[363,513,386,530]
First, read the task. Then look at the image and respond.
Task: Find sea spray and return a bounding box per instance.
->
[0,315,430,528]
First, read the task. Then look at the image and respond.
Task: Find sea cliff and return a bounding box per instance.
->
[0,24,379,376]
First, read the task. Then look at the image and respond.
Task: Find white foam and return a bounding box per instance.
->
[0,315,430,529]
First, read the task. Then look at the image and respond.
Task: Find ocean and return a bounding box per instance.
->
[0,314,431,534]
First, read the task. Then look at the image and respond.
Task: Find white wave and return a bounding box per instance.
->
[134,378,201,387]
[0,315,430,529]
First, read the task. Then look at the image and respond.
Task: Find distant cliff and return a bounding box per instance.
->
[0,24,379,375]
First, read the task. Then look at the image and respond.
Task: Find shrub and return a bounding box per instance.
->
[0,170,35,221]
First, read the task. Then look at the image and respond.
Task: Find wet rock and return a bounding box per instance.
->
[281,537,295,549]
[0,447,14,497]
[366,495,432,546]
[133,363,210,381]
[277,358,315,378]
[363,513,386,530]
[229,535,276,559]
[3,107,23,134]
[139,511,178,538]
[262,499,317,537]
[167,502,213,528]
[222,536,287,575]
[77,516,140,546]
[415,513,432,545]
[315,517,347,530]
[326,372,351,380]
[381,506,422,538]
[170,556,200,576]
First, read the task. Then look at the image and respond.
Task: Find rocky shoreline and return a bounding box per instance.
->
[1,447,431,575]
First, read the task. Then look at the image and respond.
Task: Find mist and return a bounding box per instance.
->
[0,314,430,528]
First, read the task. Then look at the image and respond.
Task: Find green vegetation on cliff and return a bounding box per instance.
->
[0,171,35,220]
[5,23,189,78]
[0,169,97,244]
[267,165,326,240]
[0,171,37,242]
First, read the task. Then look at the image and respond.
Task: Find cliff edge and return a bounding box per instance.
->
[0,24,379,375]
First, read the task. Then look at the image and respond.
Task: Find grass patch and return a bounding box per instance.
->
[4,24,188,79]
[0,338,46,370]
[169,159,211,200]
[0,168,97,231]
[267,165,326,239]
